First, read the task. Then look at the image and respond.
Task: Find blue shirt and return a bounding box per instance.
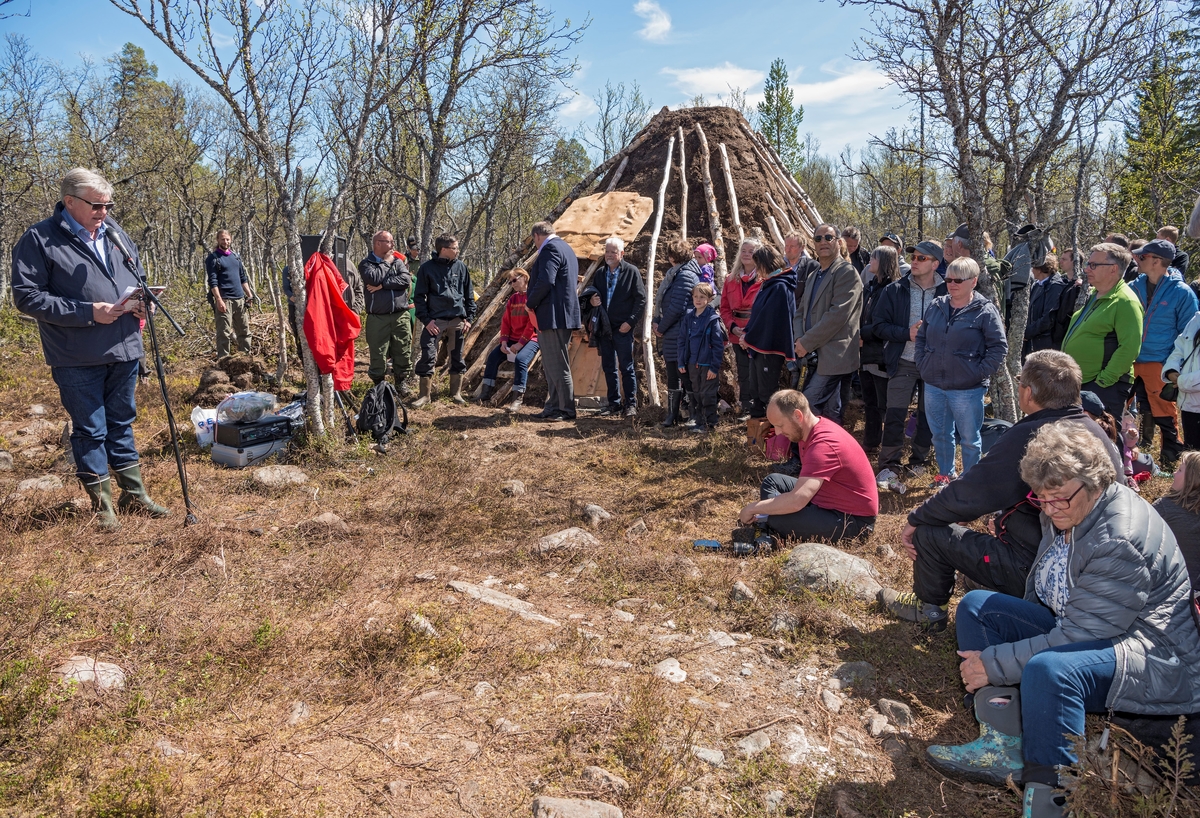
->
[61,207,109,272]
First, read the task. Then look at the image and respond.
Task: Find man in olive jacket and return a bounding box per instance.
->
[793,223,863,425]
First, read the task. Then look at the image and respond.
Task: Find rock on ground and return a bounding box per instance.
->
[737,730,771,758]
[730,580,756,601]
[781,543,883,601]
[624,518,647,541]
[448,580,561,626]
[54,655,125,691]
[300,511,350,536]
[878,698,914,728]
[500,479,525,497]
[581,503,612,526]
[252,465,308,488]
[691,746,726,767]
[580,765,630,795]
[535,527,599,555]
[288,701,311,726]
[652,657,686,683]
[531,796,623,818]
[820,689,843,713]
[827,660,876,692]
[407,613,439,638]
[765,790,785,812]
[0,451,13,471]
[18,475,63,493]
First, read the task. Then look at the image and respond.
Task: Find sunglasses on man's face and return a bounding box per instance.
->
[912,253,934,263]
[814,234,837,242]
[72,196,116,212]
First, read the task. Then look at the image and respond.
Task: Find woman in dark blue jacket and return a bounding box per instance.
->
[742,245,798,419]
[655,238,702,426]
[860,246,900,453]
[915,257,1009,486]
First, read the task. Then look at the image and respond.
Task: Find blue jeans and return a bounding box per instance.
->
[956,590,1115,773]
[482,341,539,393]
[51,360,141,482]
[924,383,986,477]
[597,330,637,407]
[803,370,848,424]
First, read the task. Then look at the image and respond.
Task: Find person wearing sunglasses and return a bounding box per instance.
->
[1060,243,1144,419]
[11,167,170,530]
[914,257,1008,489]
[926,420,1200,818]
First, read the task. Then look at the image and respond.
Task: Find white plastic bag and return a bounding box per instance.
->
[191,407,217,448]
[216,391,277,424]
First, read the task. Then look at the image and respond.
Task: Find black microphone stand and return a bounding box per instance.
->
[109,230,198,526]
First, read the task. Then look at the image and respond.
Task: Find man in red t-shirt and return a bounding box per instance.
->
[738,389,879,543]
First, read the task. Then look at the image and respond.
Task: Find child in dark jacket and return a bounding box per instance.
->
[677,283,727,433]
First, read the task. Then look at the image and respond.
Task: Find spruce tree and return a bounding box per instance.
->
[757,58,804,174]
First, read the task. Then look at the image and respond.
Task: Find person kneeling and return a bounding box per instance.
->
[737,389,878,544]
[677,283,725,434]
[924,420,1200,817]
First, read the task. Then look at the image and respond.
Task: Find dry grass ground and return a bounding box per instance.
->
[0,308,1195,817]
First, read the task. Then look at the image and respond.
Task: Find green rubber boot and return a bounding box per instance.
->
[926,686,1025,786]
[81,478,120,532]
[112,464,171,517]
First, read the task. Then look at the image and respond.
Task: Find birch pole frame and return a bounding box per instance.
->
[718,142,744,246]
[676,125,688,240]
[641,134,675,408]
[693,123,728,289]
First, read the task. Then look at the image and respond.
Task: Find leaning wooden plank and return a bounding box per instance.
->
[693,123,729,289]
[605,155,630,193]
[461,280,512,361]
[746,123,824,228]
[737,121,817,231]
[718,142,744,246]
[463,333,503,385]
[677,125,688,240]
[765,190,796,236]
[641,134,676,408]
[767,215,786,250]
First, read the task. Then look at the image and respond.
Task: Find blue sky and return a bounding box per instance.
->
[1,0,912,156]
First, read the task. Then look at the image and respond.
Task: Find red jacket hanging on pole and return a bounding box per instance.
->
[303,252,361,391]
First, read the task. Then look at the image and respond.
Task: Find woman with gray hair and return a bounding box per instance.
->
[924,420,1200,817]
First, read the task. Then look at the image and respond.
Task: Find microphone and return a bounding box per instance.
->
[107,229,135,267]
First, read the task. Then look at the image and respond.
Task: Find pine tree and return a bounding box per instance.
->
[1113,48,1199,237]
[757,58,804,174]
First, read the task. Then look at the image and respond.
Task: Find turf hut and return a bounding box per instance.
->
[463,105,824,408]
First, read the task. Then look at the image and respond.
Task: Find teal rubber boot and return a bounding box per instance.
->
[926,686,1024,786]
[81,478,120,532]
[112,464,171,517]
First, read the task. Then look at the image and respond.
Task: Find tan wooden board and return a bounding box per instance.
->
[552,192,655,261]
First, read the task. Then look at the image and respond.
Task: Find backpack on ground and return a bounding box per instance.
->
[356,380,408,442]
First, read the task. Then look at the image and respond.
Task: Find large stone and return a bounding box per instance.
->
[0,451,12,471]
[691,746,726,767]
[500,480,526,497]
[581,766,629,795]
[252,464,308,488]
[820,689,843,714]
[581,504,612,527]
[730,580,756,601]
[535,527,599,555]
[737,730,771,758]
[765,790,785,812]
[17,474,62,493]
[300,511,350,536]
[781,543,883,601]
[448,580,560,626]
[531,796,623,818]
[54,655,125,691]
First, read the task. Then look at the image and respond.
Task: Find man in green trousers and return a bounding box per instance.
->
[359,231,413,393]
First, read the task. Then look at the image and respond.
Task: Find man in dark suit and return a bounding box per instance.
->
[582,236,646,417]
[526,221,581,419]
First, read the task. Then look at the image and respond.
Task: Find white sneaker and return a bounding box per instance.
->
[876,468,898,484]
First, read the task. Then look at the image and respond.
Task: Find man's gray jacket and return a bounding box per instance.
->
[793,257,862,375]
[981,483,1200,715]
[12,202,144,367]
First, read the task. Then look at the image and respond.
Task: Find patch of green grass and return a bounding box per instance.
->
[86,760,173,818]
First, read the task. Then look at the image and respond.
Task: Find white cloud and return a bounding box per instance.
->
[560,93,599,119]
[791,64,890,105]
[210,32,236,49]
[633,0,671,42]
[660,62,765,98]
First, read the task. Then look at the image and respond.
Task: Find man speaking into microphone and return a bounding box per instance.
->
[12,167,170,531]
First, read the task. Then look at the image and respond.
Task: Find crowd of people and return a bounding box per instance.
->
[13,167,1200,817]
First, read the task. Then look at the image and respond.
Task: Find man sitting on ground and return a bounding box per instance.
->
[737,389,878,544]
[877,350,1124,631]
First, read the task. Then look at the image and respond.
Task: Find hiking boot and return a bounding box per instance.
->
[81,477,120,532]
[478,383,495,404]
[623,404,637,419]
[112,464,170,517]
[877,588,948,632]
[397,375,416,399]
[505,391,525,413]
[1022,783,1066,817]
[448,374,467,404]
[597,403,620,417]
[927,686,1025,787]
[411,376,432,408]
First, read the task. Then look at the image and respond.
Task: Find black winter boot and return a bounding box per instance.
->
[661,389,683,427]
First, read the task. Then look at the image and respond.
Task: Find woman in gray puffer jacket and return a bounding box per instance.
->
[925,420,1200,818]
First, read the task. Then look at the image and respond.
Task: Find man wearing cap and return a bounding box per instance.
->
[1130,239,1197,469]
[1061,242,1144,419]
[864,240,946,483]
